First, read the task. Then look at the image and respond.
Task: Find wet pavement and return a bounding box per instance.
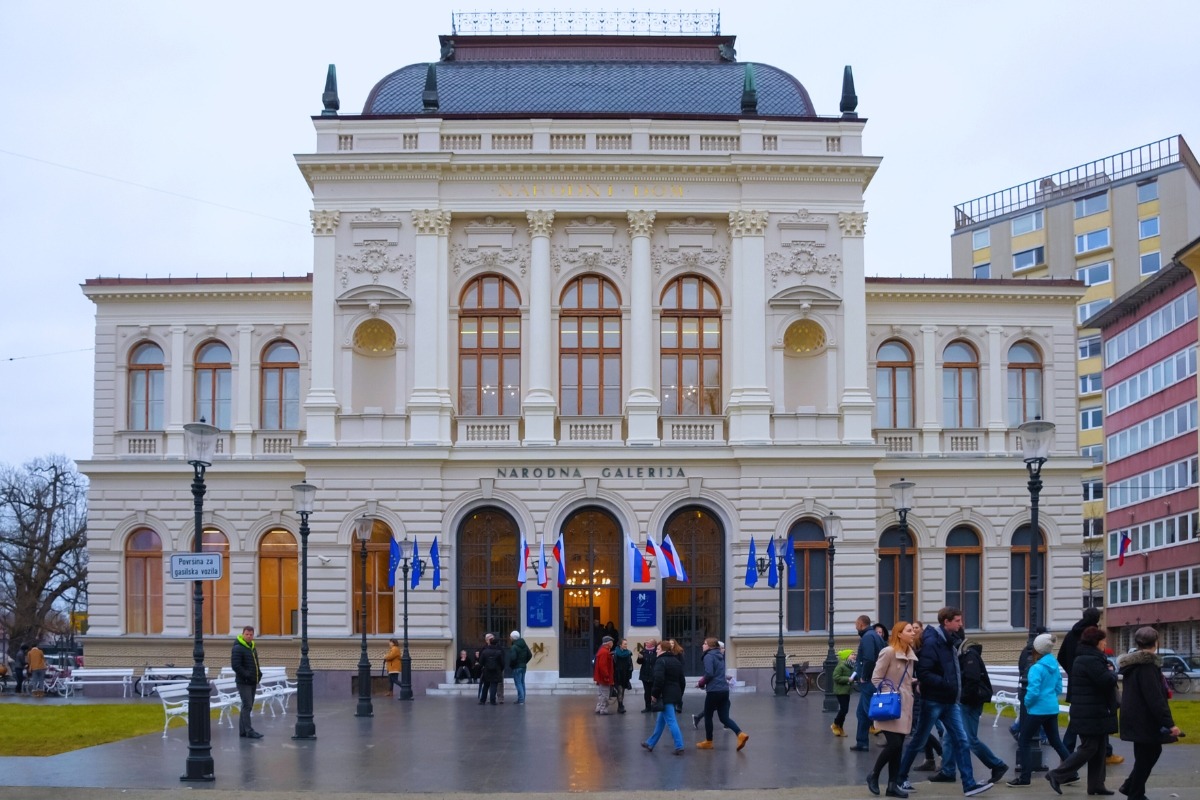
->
[1,690,1197,797]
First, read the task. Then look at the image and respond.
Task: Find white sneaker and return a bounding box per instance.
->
[898,781,918,793]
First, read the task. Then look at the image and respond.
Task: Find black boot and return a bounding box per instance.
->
[886,783,909,799]
[618,702,626,713]
[866,773,880,796]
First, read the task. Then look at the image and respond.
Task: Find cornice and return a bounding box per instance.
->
[82,285,312,303]
[865,285,1085,304]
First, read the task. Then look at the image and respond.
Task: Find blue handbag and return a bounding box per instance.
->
[868,663,908,721]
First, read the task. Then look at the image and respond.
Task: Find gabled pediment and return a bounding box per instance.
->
[768,284,841,310]
[336,284,411,309]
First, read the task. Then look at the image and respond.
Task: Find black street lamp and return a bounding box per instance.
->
[890,478,915,625]
[1019,418,1055,650]
[291,481,317,739]
[353,514,374,717]
[398,539,427,701]
[181,419,218,783]
[755,536,789,697]
[821,514,842,713]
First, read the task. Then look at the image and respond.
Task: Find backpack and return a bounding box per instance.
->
[959,645,993,706]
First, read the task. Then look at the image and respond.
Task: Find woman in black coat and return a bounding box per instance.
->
[637,638,659,712]
[1046,626,1118,794]
[641,639,686,754]
[1118,626,1181,800]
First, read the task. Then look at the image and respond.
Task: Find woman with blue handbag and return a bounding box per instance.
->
[867,621,919,798]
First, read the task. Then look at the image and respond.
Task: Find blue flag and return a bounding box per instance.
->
[745,537,758,588]
[430,537,441,589]
[766,536,779,588]
[411,537,421,589]
[785,532,798,588]
[388,537,401,588]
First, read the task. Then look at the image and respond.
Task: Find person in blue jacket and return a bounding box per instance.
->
[1007,633,1071,786]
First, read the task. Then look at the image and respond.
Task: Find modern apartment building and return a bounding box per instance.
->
[951,136,1200,610]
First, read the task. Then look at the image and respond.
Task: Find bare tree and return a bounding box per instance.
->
[0,455,88,647]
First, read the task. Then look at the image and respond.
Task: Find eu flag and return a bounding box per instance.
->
[745,537,758,588]
[387,537,401,588]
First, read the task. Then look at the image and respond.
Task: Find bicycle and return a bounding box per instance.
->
[770,660,810,697]
[1167,667,1193,695]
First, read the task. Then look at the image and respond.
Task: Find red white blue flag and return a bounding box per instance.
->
[1118,532,1131,566]
[517,536,529,584]
[646,534,669,578]
[628,536,651,583]
[552,533,567,585]
[537,541,549,588]
[661,534,689,583]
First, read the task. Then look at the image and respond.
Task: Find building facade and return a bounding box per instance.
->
[81,20,1087,688]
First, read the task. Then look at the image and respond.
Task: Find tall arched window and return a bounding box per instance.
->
[457,508,519,654]
[195,341,232,429]
[942,341,979,428]
[258,529,298,636]
[660,276,722,415]
[351,519,396,635]
[1007,342,1043,426]
[945,526,982,630]
[124,528,163,634]
[459,275,521,416]
[261,340,300,430]
[191,528,230,635]
[662,506,725,673]
[875,341,914,428]
[560,275,621,415]
[877,526,916,629]
[785,519,829,632]
[128,342,165,431]
[1010,525,1046,630]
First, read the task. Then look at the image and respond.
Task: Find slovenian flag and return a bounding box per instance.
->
[517,535,529,584]
[629,536,651,583]
[785,532,798,588]
[388,537,401,588]
[430,537,442,589]
[537,541,549,588]
[1118,532,1131,566]
[552,533,567,585]
[411,537,421,588]
[745,537,758,588]
[661,534,688,583]
[766,536,779,588]
[646,534,671,579]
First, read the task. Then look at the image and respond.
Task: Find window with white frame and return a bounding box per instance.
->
[1140,251,1161,275]
[1082,479,1104,501]
[1006,341,1042,426]
[1107,565,1200,607]
[1105,289,1198,367]
[973,263,991,279]
[972,229,990,250]
[1011,210,1043,236]
[1075,228,1110,254]
[1081,444,1104,464]
[1080,406,1103,430]
[1109,511,1200,559]
[1079,372,1102,394]
[1139,217,1160,239]
[1078,298,1112,325]
[1079,335,1102,360]
[1106,400,1197,463]
[1013,247,1045,272]
[1107,455,1199,511]
[1106,345,1197,414]
[1137,180,1158,203]
[1074,193,1108,218]
[942,341,979,428]
[1075,262,1111,286]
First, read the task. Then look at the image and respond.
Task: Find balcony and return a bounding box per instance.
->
[456,417,521,446]
[561,416,623,444]
[661,416,725,445]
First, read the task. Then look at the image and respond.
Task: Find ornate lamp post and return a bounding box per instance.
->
[821,514,842,713]
[1019,418,1055,649]
[398,539,427,701]
[353,514,374,717]
[755,536,789,696]
[181,419,218,783]
[890,478,915,624]
[291,480,317,739]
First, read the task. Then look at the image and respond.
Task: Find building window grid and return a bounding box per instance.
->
[1106,345,1197,415]
[1075,262,1111,287]
[1006,342,1043,426]
[1140,251,1162,275]
[1079,372,1103,394]
[972,263,991,279]
[1079,298,1112,325]
[875,340,914,428]
[459,275,522,416]
[1075,228,1110,255]
[1080,406,1103,430]
[942,341,979,428]
[1079,335,1102,360]
[1013,246,1045,272]
[1074,192,1109,218]
[128,342,165,431]
[1137,180,1158,203]
[194,341,232,429]
[877,528,916,630]
[785,529,830,633]
[660,276,722,416]
[261,341,300,430]
[124,528,163,634]
[1107,400,1197,463]
[1139,217,1160,239]
[1108,511,1199,559]
[944,528,982,630]
[972,229,990,250]
[1083,517,1105,539]
[1107,456,1199,512]
[1105,289,1197,367]
[561,275,622,416]
[1010,528,1045,630]
[1082,479,1104,501]
[1107,565,1199,607]
[1011,210,1044,236]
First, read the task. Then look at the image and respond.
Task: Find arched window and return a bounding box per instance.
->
[942,341,979,428]
[128,342,164,431]
[1007,342,1043,426]
[195,341,232,429]
[785,519,829,632]
[1010,525,1046,630]
[190,528,230,635]
[561,275,621,415]
[875,341,914,428]
[258,529,298,636]
[945,526,982,630]
[261,340,300,430]
[662,506,725,674]
[124,528,163,634]
[459,275,521,416]
[351,519,396,635]
[660,276,722,415]
[877,526,916,629]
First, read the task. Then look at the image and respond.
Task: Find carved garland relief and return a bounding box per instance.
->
[652,244,729,278]
[336,243,414,289]
[453,243,531,277]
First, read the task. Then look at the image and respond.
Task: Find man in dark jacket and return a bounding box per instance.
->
[1046,626,1118,794]
[851,614,885,752]
[477,633,505,705]
[637,638,659,712]
[1060,608,1119,763]
[231,626,262,738]
[1118,627,1180,800]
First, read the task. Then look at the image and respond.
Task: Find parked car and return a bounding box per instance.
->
[1159,652,1200,679]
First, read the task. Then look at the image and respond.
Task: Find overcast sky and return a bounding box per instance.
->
[2,1,1197,469]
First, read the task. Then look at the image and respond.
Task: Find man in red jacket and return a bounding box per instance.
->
[594,635,615,715]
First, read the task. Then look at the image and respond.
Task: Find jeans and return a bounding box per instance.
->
[646,702,684,750]
[958,703,1005,771]
[899,698,977,789]
[855,682,876,748]
[701,690,742,739]
[1016,713,1070,781]
[512,666,526,703]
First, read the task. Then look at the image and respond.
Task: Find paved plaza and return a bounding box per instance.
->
[0,690,1197,798]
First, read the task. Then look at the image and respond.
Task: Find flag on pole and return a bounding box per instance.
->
[517,536,529,584]
[537,541,549,588]
[745,536,758,588]
[661,534,688,583]
[628,536,651,583]
[766,536,779,588]
[784,532,798,588]
[388,537,401,588]
[646,534,672,579]
[411,537,421,588]
[430,537,442,589]
[552,533,567,585]
[1118,532,1131,566]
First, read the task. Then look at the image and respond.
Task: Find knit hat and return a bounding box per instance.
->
[838,649,854,661]
[1033,633,1056,655]
[602,636,614,644]
[510,630,520,640]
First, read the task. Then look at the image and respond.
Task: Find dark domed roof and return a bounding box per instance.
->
[363,61,815,118]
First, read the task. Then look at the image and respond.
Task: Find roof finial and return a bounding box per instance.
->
[321,64,340,117]
[740,63,758,115]
[839,65,858,119]
[422,64,439,112]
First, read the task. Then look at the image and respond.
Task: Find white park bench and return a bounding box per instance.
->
[156,679,241,737]
[138,666,204,697]
[989,665,1069,727]
[211,676,282,728]
[60,667,135,698]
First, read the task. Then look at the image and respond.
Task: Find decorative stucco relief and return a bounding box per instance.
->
[336,242,414,289]
[652,244,729,277]
[526,209,555,237]
[452,243,531,277]
[552,243,630,276]
[412,209,452,235]
[728,210,769,236]
[626,210,656,237]
[352,209,403,223]
[837,211,867,237]
[765,244,842,288]
[310,210,341,236]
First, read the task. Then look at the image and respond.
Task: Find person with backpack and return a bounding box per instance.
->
[477,633,506,705]
[509,630,532,704]
[952,638,1009,786]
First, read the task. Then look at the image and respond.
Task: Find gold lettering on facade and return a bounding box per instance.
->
[496,183,684,199]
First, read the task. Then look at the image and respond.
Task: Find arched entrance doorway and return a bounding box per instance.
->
[457,508,520,653]
[662,506,725,674]
[559,507,622,677]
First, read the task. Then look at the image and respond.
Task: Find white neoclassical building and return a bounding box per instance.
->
[80,16,1087,689]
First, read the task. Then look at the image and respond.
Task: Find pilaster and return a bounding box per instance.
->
[166,325,187,456]
[836,211,874,443]
[626,210,660,445]
[523,210,557,446]
[233,324,255,456]
[986,325,1008,453]
[408,209,454,445]
[726,210,772,444]
[920,324,940,454]
[304,209,341,445]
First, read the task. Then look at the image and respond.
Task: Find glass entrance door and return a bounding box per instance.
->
[457,508,520,653]
[559,508,622,677]
[661,507,724,674]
